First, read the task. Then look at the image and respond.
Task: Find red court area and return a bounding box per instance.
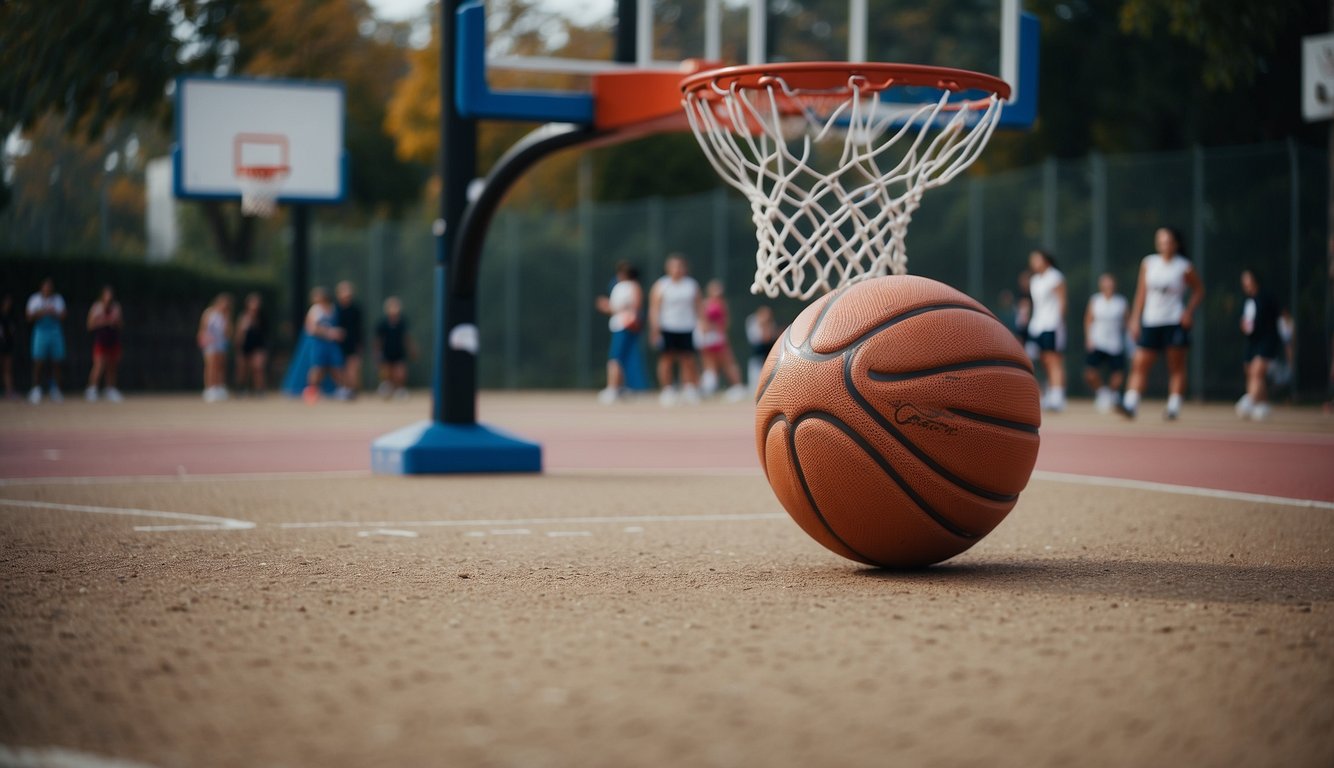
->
[2,396,1332,503]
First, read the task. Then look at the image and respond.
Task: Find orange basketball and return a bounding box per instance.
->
[755,275,1041,568]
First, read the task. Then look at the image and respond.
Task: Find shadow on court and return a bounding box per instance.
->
[849,558,1333,605]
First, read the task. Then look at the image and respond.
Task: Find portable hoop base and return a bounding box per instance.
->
[682,62,1010,300]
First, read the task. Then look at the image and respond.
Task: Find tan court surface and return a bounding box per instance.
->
[1,394,1332,768]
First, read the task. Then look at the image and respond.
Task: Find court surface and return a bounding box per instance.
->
[2,393,1332,768]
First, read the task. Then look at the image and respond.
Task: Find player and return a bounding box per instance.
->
[695,280,747,401]
[26,278,67,403]
[85,285,124,402]
[596,261,645,404]
[745,305,779,388]
[374,296,414,400]
[648,254,702,406]
[1119,227,1204,420]
[1083,273,1128,413]
[302,287,345,404]
[334,281,363,400]
[234,292,269,396]
[1026,249,1066,412]
[198,293,233,402]
[1235,268,1280,421]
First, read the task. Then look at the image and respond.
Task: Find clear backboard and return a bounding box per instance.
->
[173,77,348,204]
[1303,33,1334,123]
[460,0,1036,129]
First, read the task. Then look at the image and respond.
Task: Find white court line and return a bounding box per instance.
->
[0,470,371,487]
[0,744,160,768]
[1031,470,1334,511]
[356,528,419,538]
[277,512,787,530]
[0,499,256,531]
[547,531,592,538]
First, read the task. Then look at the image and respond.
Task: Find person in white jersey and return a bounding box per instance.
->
[1119,227,1204,420]
[648,254,702,406]
[1083,273,1128,413]
[1026,249,1067,412]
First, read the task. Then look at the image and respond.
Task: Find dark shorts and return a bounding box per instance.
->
[1029,330,1064,353]
[1085,349,1125,371]
[380,349,407,365]
[93,342,122,363]
[660,331,695,353]
[1138,324,1190,351]
[1243,335,1281,363]
[311,339,344,369]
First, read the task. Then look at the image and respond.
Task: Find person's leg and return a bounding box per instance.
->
[343,354,361,394]
[1042,350,1065,410]
[657,351,674,389]
[1247,358,1270,411]
[392,362,407,389]
[253,351,267,392]
[1108,364,1125,392]
[31,358,45,396]
[1120,348,1156,417]
[88,356,103,389]
[1165,346,1188,418]
[1084,363,1102,393]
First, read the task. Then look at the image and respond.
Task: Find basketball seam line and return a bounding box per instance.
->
[764,413,884,564]
[794,303,989,362]
[866,359,1034,383]
[754,326,789,403]
[844,350,1020,504]
[792,410,978,543]
[946,408,1040,435]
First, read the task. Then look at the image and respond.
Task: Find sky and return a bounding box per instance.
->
[366,0,432,22]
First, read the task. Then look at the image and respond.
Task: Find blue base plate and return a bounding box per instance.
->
[371,420,542,475]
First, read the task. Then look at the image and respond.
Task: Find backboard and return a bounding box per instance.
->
[1303,33,1334,123]
[173,77,348,204]
[459,0,1036,129]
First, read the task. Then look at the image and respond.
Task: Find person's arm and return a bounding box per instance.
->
[1127,262,1147,338]
[647,283,662,342]
[1055,279,1067,322]
[1181,267,1204,330]
[54,298,66,321]
[1083,298,1095,351]
[87,305,100,331]
[304,308,318,337]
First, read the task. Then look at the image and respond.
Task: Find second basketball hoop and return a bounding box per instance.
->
[681,63,1011,300]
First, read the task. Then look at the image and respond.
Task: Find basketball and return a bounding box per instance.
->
[754,275,1042,567]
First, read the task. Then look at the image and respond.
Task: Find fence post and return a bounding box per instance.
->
[1089,152,1107,290]
[712,187,728,287]
[576,155,594,389]
[1287,138,1301,397]
[1191,146,1205,401]
[967,178,984,299]
[1041,156,1057,251]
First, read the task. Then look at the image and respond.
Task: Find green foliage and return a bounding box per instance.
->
[1118,0,1299,90]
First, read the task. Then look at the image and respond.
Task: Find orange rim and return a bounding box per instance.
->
[236,165,290,180]
[681,62,1011,103]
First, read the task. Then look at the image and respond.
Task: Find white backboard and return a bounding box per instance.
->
[1303,33,1334,123]
[174,77,347,203]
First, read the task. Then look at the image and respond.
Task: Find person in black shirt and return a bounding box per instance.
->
[375,296,414,399]
[334,281,363,400]
[234,292,269,395]
[1236,268,1281,421]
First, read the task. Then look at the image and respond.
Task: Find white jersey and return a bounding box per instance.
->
[654,276,699,333]
[1141,254,1193,328]
[26,293,66,330]
[608,280,638,332]
[1087,293,1128,354]
[1027,267,1065,334]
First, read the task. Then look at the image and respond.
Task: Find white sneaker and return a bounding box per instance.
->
[724,384,749,402]
[27,387,41,404]
[700,369,719,397]
[659,387,678,407]
[680,384,701,405]
[1094,388,1115,414]
[47,388,63,403]
[597,387,619,405]
[392,387,409,400]
[105,388,123,403]
[1250,402,1271,421]
[85,386,99,402]
[1235,394,1254,419]
[334,386,353,401]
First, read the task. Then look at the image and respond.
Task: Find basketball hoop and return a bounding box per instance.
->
[682,63,1010,299]
[237,165,289,218]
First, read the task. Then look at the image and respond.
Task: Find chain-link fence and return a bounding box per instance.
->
[303,140,1329,401]
[4,140,1329,399]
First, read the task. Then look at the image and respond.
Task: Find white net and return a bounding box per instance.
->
[238,167,289,218]
[684,71,1005,299]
